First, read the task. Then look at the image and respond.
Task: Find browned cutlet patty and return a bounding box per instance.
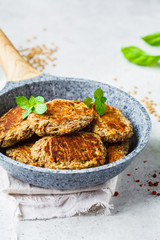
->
[107,140,130,163]
[0,107,34,148]
[92,105,133,143]
[6,138,38,166]
[31,132,107,169]
[27,99,94,137]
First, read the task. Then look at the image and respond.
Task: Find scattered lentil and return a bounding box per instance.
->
[19,40,58,71]
[132,90,137,95]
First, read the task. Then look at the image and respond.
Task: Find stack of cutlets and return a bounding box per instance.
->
[0,99,133,169]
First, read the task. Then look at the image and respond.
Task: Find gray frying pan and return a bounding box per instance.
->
[0,30,151,190]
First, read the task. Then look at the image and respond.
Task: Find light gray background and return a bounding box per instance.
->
[0,0,160,239]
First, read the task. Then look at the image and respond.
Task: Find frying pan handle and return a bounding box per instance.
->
[0,29,42,82]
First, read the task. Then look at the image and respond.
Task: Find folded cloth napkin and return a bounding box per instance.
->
[0,167,118,220]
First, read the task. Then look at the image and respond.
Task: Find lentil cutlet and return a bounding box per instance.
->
[106,139,130,163]
[31,132,107,169]
[0,107,34,148]
[27,99,94,136]
[92,104,133,143]
[6,138,38,166]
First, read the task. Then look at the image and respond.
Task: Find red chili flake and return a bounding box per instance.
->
[135,179,140,182]
[148,189,150,191]
[135,168,138,170]
[153,174,157,178]
[159,172,160,175]
[127,174,131,176]
[114,192,119,196]
[139,184,143,187]
[157,193,160,196]
[149,181,153,186]
[154,182,159,187]
[144,161,147,163]
[152,191,157,195]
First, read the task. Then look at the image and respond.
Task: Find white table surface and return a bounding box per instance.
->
[0,0,160,239]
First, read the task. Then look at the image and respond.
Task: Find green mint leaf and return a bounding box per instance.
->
[142,32,160,46]
[16,96,30,110]
[94,88,103,99]
[121,46,160,66]
[101,96,107,103]
[94,99,106,116]
[35,96,45,103]
[23,106,33,120]
[84,98,92,108]
[29,96,36,106]
[74,99,78,101]
[16,95,47,119]
[32,103,47,115]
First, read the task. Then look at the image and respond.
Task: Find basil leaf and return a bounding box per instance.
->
[23,106,33,120]
[16,96,30,109]
[142,32,160,46]
[84,98,92,108]
[35,96,45,103]
[121,46,160,66]
[33,103,47,114]
[94,99,106,116]
[94,88,103,99]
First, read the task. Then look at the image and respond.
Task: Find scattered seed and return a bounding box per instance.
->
[152,191,157,195]
[153,173,157,178]
[114,192,119,196]
[149,181,153,186]
[154,182,159,187]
